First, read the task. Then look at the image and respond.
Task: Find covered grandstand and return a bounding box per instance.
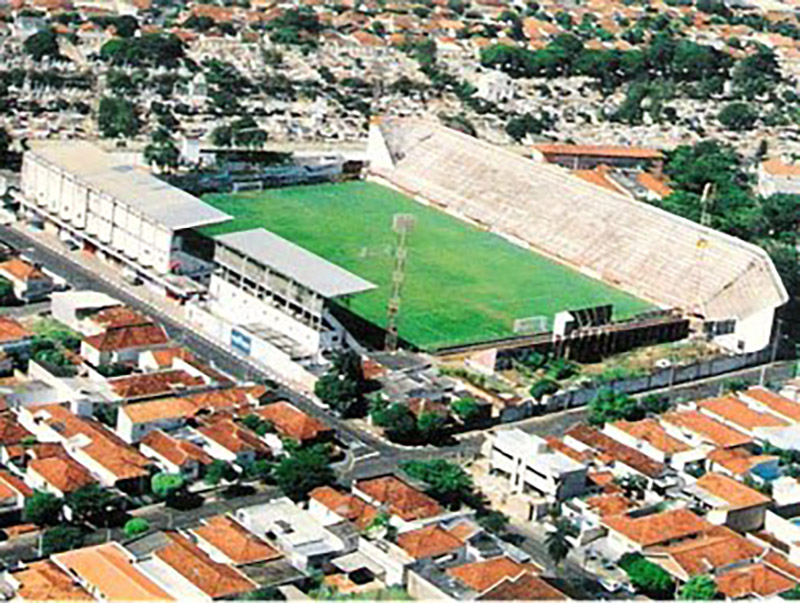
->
[368,117,788,353]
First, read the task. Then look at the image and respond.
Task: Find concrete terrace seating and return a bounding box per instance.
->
[371,118,786,322]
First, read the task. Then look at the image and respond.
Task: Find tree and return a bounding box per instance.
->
[545,518,577,567]
[451,397,481,423]
[0,276,15,305]
[98,96,140,139]
[66,484,116,525]
[143,127,180,172]
[315,350,369,418]
[42,525,84,555]
[476,509,509,535]
[204,459,237,485]
[151,472,185,500]
[24,490,63,526]
[24,30,61,61]
[0,127,11,169]
[379,403,418,444]
[401,459,474,509]
[123,517,150,538]
[679,575,718,600]
[530,378,560,401]
[588,388,641,426]
[782,585,800,600]
[273,443,334,501]
[417,412,448,445]
[718,102,758,131]
[620,553,675,598]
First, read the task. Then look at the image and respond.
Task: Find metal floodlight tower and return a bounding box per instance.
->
[385,214,416,352]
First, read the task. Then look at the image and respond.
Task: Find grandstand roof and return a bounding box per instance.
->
[28,141,232,232]
[370,118,787,322]
[216,228,376,298]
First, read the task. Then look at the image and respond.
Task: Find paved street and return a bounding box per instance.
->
[0,484,283,566]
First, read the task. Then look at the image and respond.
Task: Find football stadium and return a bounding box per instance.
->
[201,181,652,350]
[202,116,787,355]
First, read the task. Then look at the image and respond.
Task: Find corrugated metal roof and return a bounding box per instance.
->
[216,228,376,298]
[28,141,232,231]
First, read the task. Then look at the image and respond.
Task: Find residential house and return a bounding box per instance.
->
[645,525,764,583]
[758,157,800,196]
[255,401,333,446]
[26,456,96,497]
[476,572,569,600]
[234,497,347,571]
[0,258,54,302]
[309,485,379,530]
[697,396,789,438]
[0,469,32,526]
[107,370,207,402]
[396,524,466,563]
[707,447,780,483]
[116,397,198,443]
[80,321,170,368]
[353,475,444,530]
[0,317,33,361]
[739,386,800,424]
[148,531,257,599]
[17,404,153,493]
[190,514,282,566]
[603,508,712,556]
[660,411,753,450]
[52,542,175,601]
[685,472,770,532]
[485,429,587,502]
[139,429,213,480]
[715,563,798,598]
[603,419,704,470]
[6,560,92,601]
[194,417,270,467]
[564,425,669,487]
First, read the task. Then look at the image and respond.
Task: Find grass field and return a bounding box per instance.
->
[202,181,652,350]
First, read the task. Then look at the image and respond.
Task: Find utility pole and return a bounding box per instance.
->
[385,214,416,352]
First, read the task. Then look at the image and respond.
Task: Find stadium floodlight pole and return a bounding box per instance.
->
[385,214,416,352]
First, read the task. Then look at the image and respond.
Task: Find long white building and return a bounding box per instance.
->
[18,141,232,298]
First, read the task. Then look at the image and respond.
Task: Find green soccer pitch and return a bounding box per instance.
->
[201,181,653,350]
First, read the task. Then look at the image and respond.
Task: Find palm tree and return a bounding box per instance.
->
[545,518,578,569]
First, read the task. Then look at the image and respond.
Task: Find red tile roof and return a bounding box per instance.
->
[603,508,710,548]
[447,557,530,592]
[140,429,213,468]
[192,515,282,566]
[355,475,442,521]
[649,525,762,578]
[716,563,797,598]
[197,418,270,456]
[0,317,32,344]
[309,486,379,529]
[698,396,789,430]
[155,532,255,598]
[11,560,92,601]
[565,424,666,478]
[694,472,771,510]
[396,524,464,559]
[28,456,95,494]
[83,323,168,353]
[0,258,47,282]
[661,411,753,448]
[108,370,206,400]
[256,401,332,442]
[477,572,568,600]
[34,405,151,482]
[742,386,800,423]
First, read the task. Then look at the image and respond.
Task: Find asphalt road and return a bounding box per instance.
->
[0,484,283,566]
